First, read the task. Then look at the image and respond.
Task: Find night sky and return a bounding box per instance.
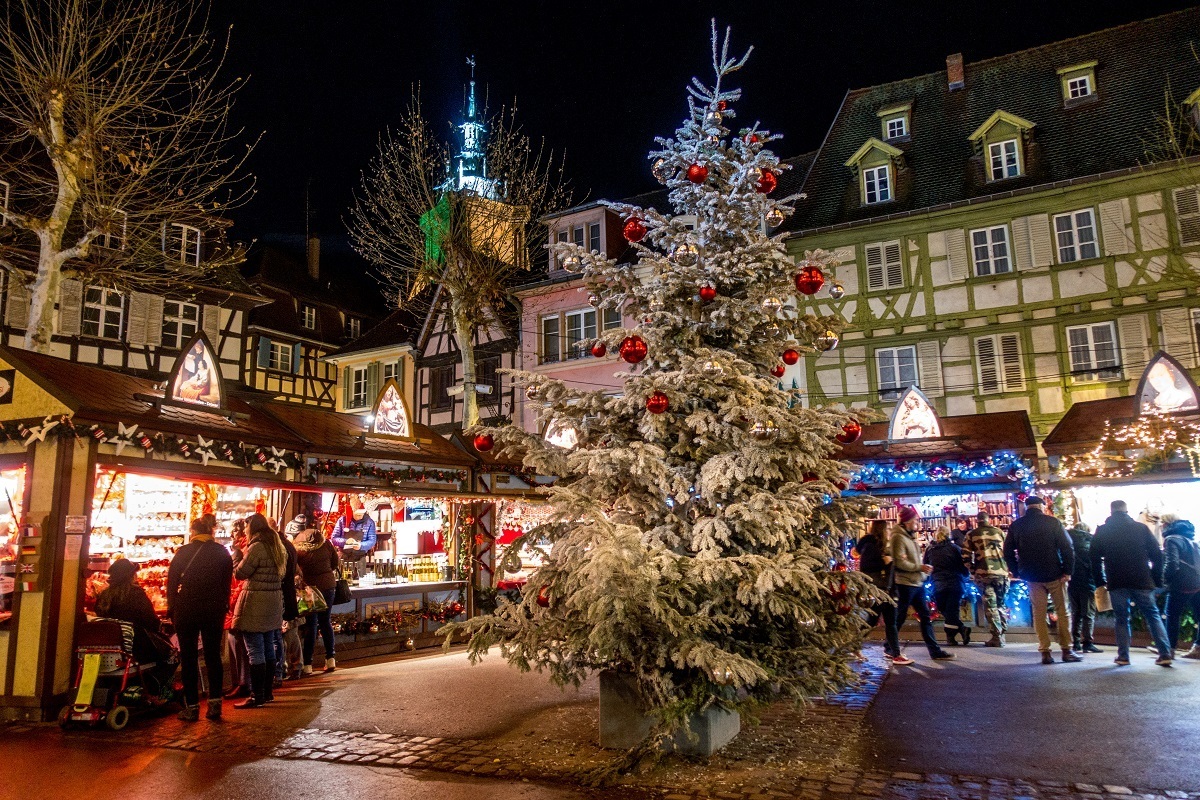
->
[211,0,1198,243]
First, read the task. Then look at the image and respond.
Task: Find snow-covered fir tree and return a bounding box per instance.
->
[452,26,874,741]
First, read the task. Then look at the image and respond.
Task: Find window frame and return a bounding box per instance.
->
[1053,208,1099,263]
[429,365,455,411]
[0,180,9,226]
[168,222,202,266]
[82,286,124,340]
[587,222,601,253]
[346,317,361,339]
[540,314,561,364]
[301,304,317,331]
[1066,74,1092,100]
[864,240,904,292]
[564,308,597,361]
[884,115,908,140]
[267,340,293,373]
[477,355,501,403]
[602,308,622,330]
[94,206,128,250]
[875,344,919,400]
[987,139,1021,181]
[970,224,1012,277]
[1066,321,1121,381]
[348,365,369,409]
[161,300,200,350]
[862,164,892,204]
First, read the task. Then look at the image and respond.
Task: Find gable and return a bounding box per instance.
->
[844,137,904,169]
[968,110,1037,143]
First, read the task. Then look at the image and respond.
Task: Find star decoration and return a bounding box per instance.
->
[23,415,61,445]
[196,435,216,467]
[108,422,138,456]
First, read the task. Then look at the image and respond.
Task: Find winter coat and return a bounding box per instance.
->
[889,528,925,587]
[963,524,1010,580]
[331,515,377,552]
[280,533,299,622]
[1163,519,1199,593]
[923,540,969,592]
[231,538,285,633]
[1003,508,1074,583]
[96,582,163,665]
[1091,512,1163,591]
[295,529,339,592]
[1068,528,1096,590]
[167,538,234,626]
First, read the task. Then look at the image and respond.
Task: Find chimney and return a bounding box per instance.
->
[946,53,965,91]
[306,234,320,281]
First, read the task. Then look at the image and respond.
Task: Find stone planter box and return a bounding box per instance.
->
[598,670,740,756]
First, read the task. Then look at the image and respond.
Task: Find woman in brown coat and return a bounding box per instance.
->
[295,527,339,674]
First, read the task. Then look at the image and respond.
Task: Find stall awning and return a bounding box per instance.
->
[839,409,1037,461]
[1041,396,1139,457]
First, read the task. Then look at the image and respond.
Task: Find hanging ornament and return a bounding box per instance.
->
[698,284,717,303]
[139,433,154,451]
[717,100,728,111]
[473,433,495,452]
[829,282,846,300]
[744,132,759,144]
[836,420,863,444]
[646,391,670,414]
[816,329,840,352]
[836,601,853,616]
[705,110,723,126]
[686,163,708,184]
[525,384,541,401]
[622,217,648,243]
[561,253,581,272]
[794,265,826,295]
[587,293,601,307]
[782,348,800,366]
[652,157,670,183]
[749,421,779,443]
[619,335,648,364]
[591,340,607,358]
[536,585,551,608]
[756,171,778,194]
[700,359,724,378]
[761,295,783,314]
[670,243,698,267]
[766,208,785,228]
[769,364,786,378]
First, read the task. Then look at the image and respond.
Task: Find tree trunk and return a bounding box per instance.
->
[452,299,480,430]
[25,249,64,353]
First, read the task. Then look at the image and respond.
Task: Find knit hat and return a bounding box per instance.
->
[108,557,138,586]
[1024,495,1044,506]
[284,514,307,535]
[898,506,919,524]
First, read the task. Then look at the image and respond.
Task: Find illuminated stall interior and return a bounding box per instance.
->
[0,466,25,623]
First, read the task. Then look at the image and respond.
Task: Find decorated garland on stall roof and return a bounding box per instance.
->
[850,452,1036,494]
[307,459,467,486]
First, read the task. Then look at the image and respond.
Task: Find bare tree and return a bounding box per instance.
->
[0,0,255,352]
[349,93,570,429]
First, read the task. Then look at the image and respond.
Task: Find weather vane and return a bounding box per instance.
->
[466,55,475,79]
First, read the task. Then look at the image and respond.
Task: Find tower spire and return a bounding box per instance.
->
[451,55,496,197]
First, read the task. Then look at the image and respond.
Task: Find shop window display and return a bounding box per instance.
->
[0,466,26,624]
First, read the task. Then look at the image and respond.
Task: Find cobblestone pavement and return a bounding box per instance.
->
[9,648,1200,800]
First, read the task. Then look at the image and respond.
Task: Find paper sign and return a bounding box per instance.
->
[65,534,83,560]
[64,516,87,534]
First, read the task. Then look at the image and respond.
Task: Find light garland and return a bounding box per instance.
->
[1057,405,1200,480]
[850,452,1036,493]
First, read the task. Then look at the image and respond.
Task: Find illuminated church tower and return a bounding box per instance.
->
[452,56,497,198]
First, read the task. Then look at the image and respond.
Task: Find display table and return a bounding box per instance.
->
[328,580,467,660]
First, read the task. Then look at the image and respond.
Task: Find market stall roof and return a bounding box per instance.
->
[261,401,475,467]
[0,345,307,448]
[839,409,1037,461]
[1042,395,1140,456]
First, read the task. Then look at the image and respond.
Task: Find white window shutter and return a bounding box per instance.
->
[865,244,885,291]
[57,278,84,336]
[883,241,903,289]
[1099,199,1132,255]
[1117,314,1149,376]
[202,304,220,346]
[145,295,164,347]
[1160,307,1198,368]
[126,291,150,345]
[1174,187,1200,246]
[1027,214,1054,267]
[1010,217,1031,270]
[999,333,1025,392]
[944,229,969,280]
[975,336,1000,394]
[917,340,944,397]
[5,274,30,329]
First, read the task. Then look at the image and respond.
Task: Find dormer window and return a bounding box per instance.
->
[886,117,907,140]
[877,102,912,141]
[346,317,361,339]
[863,165,891,204]
[1066,75,1092,100]
[1057,62,1098,106]
[165,222,202,266]
[301,304,317,330]
[969,110,1035,183]
[1185,87,1200,130]
[988,140,1020,180]
[94,206,127,250]
[844,137,903,207]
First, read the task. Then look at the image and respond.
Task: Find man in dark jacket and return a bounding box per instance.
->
[1067,522,1102,654]
[1004,496,1080,664]
[1091,500,1173,667]
[273,527,299,690]
[1163,518,1200,659]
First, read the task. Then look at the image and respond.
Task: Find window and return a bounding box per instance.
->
[565,309,597,360]
[540,315,560,364]
[161,301,199,349]
[346,317,361,339]
[588,222,601,253]
[349,366,369,408]
[572,225,585,248]
[1054,209,1099,262]
[1174,187,1200,246]
[382,361,400,386]
[167,223,202,266]
[1058,63,1098,104]
[975,333,1024,394]
[268,341,293,373]
[862,165,891,204]
[970,225,1011,276]
[82,287,123,339]
[1067,322,1121,379]
[602,308,622,330]
[885,116,907,140]
[477,356,500,402]
[876,345,918,399]
[94,206,127,249]
[988,140,1020,180]
[0,180,9,226]
[301,304,317,330]
[1066,75,1092,99]
[864,241,904,292]
[430,365,454,411]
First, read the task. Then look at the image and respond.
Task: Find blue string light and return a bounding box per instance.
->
[850,452,1036,493]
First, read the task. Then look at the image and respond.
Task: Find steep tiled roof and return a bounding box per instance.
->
[326,307,420,358]
[1041,395,1139,455]
[788,8,1200,232]
[838,409,1037,461]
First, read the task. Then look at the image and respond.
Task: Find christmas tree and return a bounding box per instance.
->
[453,25,872,744]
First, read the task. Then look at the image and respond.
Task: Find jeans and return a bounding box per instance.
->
[1165,590,1200,650]
[1110,587,1173,660]
[975,576,1009,635]
[894,583,943,657]
[226,630,250,690]
[1029,577,1073,653]
[303,586,337,665]
[933,584,967,633]
[242,630,274,666]
[176,617,224,707]
[272,629,284,679]
[1068,584,1096,647]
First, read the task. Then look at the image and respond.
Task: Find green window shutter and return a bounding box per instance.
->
[944,229,969,281]
[1117,314,1149,376]
[292,342,302,374]
[58,279,84,337]
[366,361,380,404]
[342,366,352,409]
[1099,199,1132,256]
[257,337,271,368]
[917,340,944,397]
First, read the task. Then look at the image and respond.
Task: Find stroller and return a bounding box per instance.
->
[59,617,178,731]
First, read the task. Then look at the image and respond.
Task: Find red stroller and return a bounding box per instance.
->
[59,618,178,731]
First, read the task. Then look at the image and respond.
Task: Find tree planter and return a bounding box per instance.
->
[598,670,740,756]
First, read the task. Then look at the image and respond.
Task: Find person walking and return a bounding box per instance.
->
[1067,522,1103,654]
[1162,517,1200,659]
[924,527,971,646]
[1091,500,1174,667]
[230,513,287,707]
[889,507,954,664]
[168,515,234,721]
[295,525,340,674]
[1004,496,1081,665]
[223,520,251,700]
[854,519,900,662]
[962,512,1010,647]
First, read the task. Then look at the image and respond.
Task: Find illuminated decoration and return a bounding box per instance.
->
[166,333,224,410]
[308,459,467,485]
[543,418,579,450]
[1058,404,1200,480]
[368,380,414,441]
[1135,351,1199,415]
[850,453,1036,493]
[888,386,941,441]
[447,56,496,199]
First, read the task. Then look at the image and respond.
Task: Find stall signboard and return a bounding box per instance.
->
[1135,351,1199,415]
[888,386,942,441]
[165,333,225,410]
[368,379,414,441]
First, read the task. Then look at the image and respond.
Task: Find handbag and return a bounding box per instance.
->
[297,585,328,615]
[333,578,352,606]
[1094,585,1113,613]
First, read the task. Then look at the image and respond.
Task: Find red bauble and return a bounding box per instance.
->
[782,348,800,365]
[619,335,648,364]
[591,340,607,358]
[831,580,848,600]
[745,133,759,144]
[756,170,778,194]
[793,265,826,296]
[836,602,853,616]
[473,433,495,452]
[698,285,717,303]
[836,420,862,444]
[536,585,550,608]
[770,364,786,378]
[717,100,728,111]
[646,391,670,414]
[833,563,849,573]
[622,217,648,243]
[686,163,708,184]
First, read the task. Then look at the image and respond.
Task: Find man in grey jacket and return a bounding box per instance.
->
[1004,496,1081,665]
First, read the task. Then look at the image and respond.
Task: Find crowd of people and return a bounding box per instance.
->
[93,511,344,721]
[855,497,1200,668]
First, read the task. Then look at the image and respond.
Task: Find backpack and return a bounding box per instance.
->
[1168,536,1200,594]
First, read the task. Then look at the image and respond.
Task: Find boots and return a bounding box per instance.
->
[1061,649,1083,663]
[985,633,1005,647]
[206,699,222,721]
[944,626,960,647]
[234,664,268,709]
[323,657,336,672]
[961,627,971,646]
[177,703,200,721]
[224,684,251,699]
[264,661,277,702]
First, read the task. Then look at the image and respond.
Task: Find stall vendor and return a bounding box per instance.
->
[331,498,376,563]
